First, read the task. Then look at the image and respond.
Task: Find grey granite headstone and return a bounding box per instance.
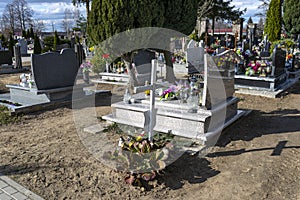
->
[31,48,79,90]
[186,47,205,74]
[0,51,13,65]
[202,50,238,109]
[19,38,28,55]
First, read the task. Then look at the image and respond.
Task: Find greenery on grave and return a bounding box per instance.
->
[102,122,176,188]
[270,39,295,53]
[0,106,20,126]
[89,46,108,75]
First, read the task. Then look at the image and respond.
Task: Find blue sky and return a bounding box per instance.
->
[0,0,262,32]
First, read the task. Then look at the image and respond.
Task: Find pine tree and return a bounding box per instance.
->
[33,34,42,54]
[22,30,27,39]
[264,0,282,42]
[283,0,300,35]
[26,29,30,39]
[247,17,253,24]
[53,31,59,51]
[30,27,34,38]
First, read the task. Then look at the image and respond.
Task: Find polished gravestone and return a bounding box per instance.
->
[0,49,110,113]
[235,47,293,97]
[0,51,13,66]
[102,50,246,144]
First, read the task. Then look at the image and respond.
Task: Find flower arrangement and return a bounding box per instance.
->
[159,81,189,101]
[80,61,93,73]
[214,51,240,69]
[245,60,272,76]
[286,53,293,61]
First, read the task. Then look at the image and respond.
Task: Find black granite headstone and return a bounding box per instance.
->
[0,51,13,65]
[271,48,286,77]
[31,48,79,90]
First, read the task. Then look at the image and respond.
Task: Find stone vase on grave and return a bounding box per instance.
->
[83,71,90,84]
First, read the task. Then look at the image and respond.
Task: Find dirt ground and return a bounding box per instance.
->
[0,73,300,200]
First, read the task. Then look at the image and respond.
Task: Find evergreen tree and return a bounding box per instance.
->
[30,27,34,38]
[88,0,165,81]
[88,0,200,82]
[161,0,200,82]
[53,31,59,51]
[33,34,42,54]
[0,35,7,48]
[247,17,253,24]
[283,0,300,35]
[8,34,15,56]
[26,29,30,38]
[198,0,245,37]
[264,0,282,42]
[22,29,27,39]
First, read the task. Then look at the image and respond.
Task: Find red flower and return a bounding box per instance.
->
[102,54,109,59]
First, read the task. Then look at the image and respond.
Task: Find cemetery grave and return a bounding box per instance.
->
[0,48,110,113]
[0,46,28,74]
[234,46,299,98]
[287,52,300,80]
[92,49,156,86]
[84,47,247,174]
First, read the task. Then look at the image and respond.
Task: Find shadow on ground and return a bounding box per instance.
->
[156,153,220,190]
[217,108,300,147]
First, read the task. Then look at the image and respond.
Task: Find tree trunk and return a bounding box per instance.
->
[163,50,176,83]
[14,45,22,69]
[122,53,138,95]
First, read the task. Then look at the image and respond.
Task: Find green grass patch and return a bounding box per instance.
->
[0,105,20,125]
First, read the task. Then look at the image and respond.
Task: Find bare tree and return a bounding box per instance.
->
[198,0,214,20]
[2,3,15,34]
[12,0,34,31]
[254,0,271,18]
[32,19,46,35]
[62,8,74,37]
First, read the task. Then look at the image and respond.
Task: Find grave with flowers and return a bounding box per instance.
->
[81,47,248,187]
[234,46,297,97]
[101,48,246,148]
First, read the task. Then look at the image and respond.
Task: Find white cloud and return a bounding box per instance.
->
[231,0,265,23]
